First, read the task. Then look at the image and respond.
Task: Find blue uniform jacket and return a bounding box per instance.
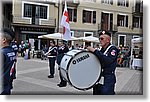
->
[48,46,57,57]
[93,44,119,85]
[56,45,69,65]
[1,46,17,91]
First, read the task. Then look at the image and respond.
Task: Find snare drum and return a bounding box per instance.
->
[60,49,101,90]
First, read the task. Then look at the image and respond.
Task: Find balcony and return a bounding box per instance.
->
[132,1,143,16]
[98,23,118,34]
[62,0,80,7]
[32,17,39,25]
[12,16,56,28]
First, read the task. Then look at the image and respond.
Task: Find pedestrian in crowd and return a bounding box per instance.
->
[45,40,57,78]
[0,28,17,95]
[68,43,74,50]
[41,45,48,60]
[74,43,79,50]
[56,40,69,87]
[122,51,130,67]
[138,50,143,59]
[87,31,119,95]
[24,40,31,59]
[19,41,25,57]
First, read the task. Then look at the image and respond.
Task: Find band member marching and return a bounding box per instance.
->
[56,40,69,87]
[87,31,119,95]
[45,40,57,78]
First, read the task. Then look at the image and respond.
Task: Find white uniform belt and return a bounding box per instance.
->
[47,56,56,58]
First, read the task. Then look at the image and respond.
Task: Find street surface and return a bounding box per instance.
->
[11,57,143,95]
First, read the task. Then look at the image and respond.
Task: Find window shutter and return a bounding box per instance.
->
[83,10,86,23]
[140,16,143,28]
[93,11,96,24]
[73,9,77,22]
[117,14,120,26]
[126,16,128,27]
[110,13,113,30]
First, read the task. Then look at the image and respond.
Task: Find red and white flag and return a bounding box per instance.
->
[60,1,71,41]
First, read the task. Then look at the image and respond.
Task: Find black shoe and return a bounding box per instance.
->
[57,83,67,87]
[48,75,54,78]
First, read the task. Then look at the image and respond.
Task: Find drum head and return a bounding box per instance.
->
[67,51,101,90]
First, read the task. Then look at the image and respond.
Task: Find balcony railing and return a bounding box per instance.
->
[32,17,39,25]
[98,23,118,32]
[98,23,118,33]
[13,16,56,27]
[62,0,80,7]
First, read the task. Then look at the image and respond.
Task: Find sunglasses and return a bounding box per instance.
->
[50,42,53,43]
[99,37,104,40]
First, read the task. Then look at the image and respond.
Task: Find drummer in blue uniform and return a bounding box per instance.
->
[45,40,57,78]
[57,40,69,87]
[87,31,119,95]
[0,28,17,95]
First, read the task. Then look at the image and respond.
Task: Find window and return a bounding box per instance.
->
[101,0,113,5]
[133,16,140,28]
[68,8,77,22]
[40,6,47,19]
[118,35,126,47]
[133,16,143,28]
[101,12,113,31]
[24,4,32,17]
[117,14,128,27]
[24,3,47,19]
[117,0,129,7]
[83,10,96,24]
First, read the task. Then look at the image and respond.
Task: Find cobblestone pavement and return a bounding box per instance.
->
[11,57,143,95]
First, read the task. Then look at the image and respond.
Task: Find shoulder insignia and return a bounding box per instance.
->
[111,50,116,56]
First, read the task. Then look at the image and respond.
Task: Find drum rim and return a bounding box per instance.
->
[65,50,102,91]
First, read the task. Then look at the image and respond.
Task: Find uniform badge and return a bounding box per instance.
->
[102,31,105,34]
[111,50,116,56]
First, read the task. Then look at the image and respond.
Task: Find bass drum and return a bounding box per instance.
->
[60,49,101,90]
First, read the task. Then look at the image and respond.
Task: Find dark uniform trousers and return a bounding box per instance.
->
[49,57,56,76]
[93,76,115,95]
[57,54,67,85]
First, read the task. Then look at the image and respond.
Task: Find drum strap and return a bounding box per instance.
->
[103,45,113,55]
[45,47,56,56]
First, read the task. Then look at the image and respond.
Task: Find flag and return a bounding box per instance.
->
[60,1,71,41]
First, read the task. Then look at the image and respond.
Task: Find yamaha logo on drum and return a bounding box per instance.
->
[72,54,90,64]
